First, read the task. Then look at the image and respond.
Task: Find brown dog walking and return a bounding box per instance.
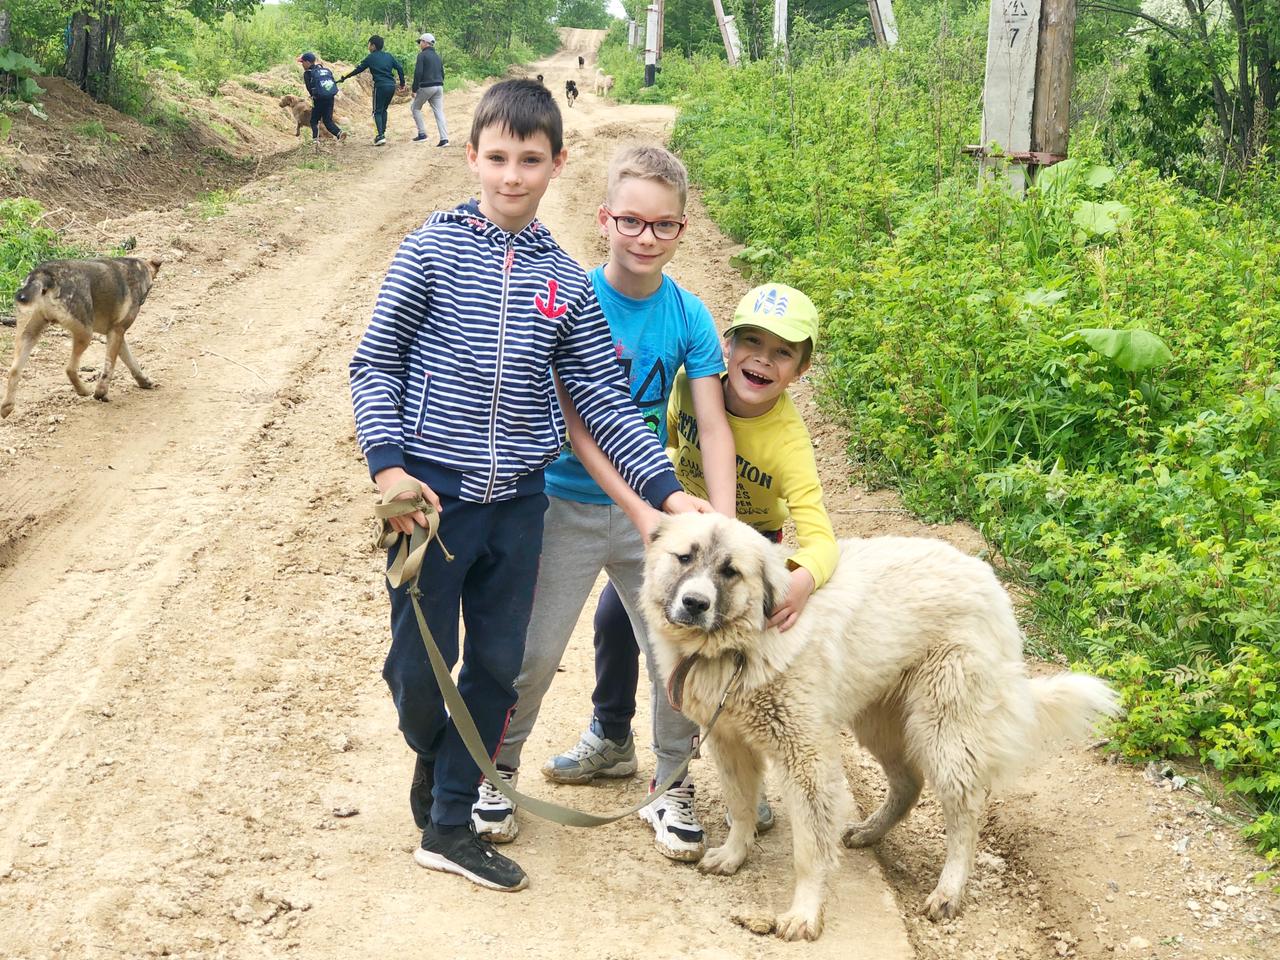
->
[2,257,161,418]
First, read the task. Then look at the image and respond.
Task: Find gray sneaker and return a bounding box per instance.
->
[542,719,637,784]
[725,795,776,833]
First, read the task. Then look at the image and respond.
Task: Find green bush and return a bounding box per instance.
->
[661,14,1280,866]
[0,198,91,321]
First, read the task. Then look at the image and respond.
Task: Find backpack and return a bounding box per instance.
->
[310,65,338,98]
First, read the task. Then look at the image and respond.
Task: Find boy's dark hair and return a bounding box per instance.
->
[469,78,563,155]
[368,35,384,50]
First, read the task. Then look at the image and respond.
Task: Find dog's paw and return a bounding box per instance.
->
[841,821,881,848]
[922,887,963,922]
[774,909,824,941]
[92,388,110,402]
[698,844,746,876]
[136,376,155,390]
[730,912,776,936]
[0,402,12,419]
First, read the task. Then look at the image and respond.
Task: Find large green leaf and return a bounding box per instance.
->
[1074,200,1132,236]
[1065,328,1173,373]
[0,114,11,143]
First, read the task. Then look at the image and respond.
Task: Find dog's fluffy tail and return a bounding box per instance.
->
[1028,673,1120,750]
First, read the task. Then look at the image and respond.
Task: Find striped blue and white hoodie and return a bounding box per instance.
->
[350,200,681,506]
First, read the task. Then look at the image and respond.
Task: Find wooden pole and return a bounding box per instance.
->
[712,0,742,66]
[1029,0,1076,180]
[867,0,899,48]
[656,0,666,61]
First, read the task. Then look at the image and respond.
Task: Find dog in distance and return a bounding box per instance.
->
[593,69,614,96]
[2,257,162,419]
[279,95,341,140]
[565,79,579,108]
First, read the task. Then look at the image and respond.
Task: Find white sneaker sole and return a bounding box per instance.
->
[413,847,528,891]
[472,815,519,844]
[638,807,705,863]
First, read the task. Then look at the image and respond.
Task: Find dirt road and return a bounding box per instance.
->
[1,35,1276,960]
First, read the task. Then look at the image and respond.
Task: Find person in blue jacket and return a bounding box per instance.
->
[297,53,345,142]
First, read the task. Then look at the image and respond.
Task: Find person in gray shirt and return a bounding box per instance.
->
[410,33,449,146]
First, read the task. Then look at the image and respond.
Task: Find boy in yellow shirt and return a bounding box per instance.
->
[583,282,838,831]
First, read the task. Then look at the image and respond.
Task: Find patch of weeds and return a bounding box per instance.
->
[295,156,337,172]
[208,119,238,142]
[192,189,233,220]
[74,120,121,143]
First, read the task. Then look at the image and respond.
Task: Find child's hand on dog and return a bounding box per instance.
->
[768,566,816,632]
[375,467,442,534]
[662,490,714,518]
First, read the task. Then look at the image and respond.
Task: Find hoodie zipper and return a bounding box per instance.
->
[483,238,516,502]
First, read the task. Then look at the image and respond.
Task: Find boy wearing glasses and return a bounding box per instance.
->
[473,144,737,862]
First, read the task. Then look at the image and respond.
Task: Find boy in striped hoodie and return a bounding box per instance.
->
[349,80,704,893]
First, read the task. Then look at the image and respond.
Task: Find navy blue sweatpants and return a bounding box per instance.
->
[383,492,547,827]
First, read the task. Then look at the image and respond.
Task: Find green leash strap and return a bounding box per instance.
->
[374,482,743,828]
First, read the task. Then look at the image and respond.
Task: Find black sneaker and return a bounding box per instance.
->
[413,134,428,142]
[414,823,528,891]
[436,138,449,147]
[409,754,434,830]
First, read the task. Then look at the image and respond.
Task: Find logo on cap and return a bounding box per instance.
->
[753,288,789,318]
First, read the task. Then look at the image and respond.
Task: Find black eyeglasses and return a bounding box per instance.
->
[601,208,687,241]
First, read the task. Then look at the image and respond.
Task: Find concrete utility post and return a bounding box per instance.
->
[712,0,742,66]
[973,0,1076,193]
[644,3,660,87]
[977,0,1043,193]
[772,0,788,54]
[627,19,639,49]
[867,0,899,47]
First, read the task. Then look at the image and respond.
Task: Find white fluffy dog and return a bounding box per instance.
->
[642,513,1119,941]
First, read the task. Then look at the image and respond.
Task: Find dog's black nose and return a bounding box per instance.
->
[681,593,711,615]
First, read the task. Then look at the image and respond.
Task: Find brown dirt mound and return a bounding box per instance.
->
[0,64,368,234]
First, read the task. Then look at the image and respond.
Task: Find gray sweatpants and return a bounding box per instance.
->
[496,496,698,783]
[410,85,447,140]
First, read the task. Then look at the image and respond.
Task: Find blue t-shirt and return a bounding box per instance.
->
[546,266,724,504]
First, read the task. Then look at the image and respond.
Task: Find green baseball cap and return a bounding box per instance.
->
[724,283,819,351]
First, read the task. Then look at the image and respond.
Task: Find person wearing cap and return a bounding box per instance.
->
[297,53,345,142]
[338,35,406,146]
[410,33,448,146]
[575,282,838,831]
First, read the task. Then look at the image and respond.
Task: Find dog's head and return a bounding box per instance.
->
[642,513,791,659]
[566,80,577,94]
[279,95,301,108]
[14,267,55,308]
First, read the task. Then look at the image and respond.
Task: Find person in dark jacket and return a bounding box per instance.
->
[338,35,405,146]
[297,52,345,142]
[410,33,448,146]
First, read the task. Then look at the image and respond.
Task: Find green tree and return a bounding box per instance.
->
[1083,0,1278,170]
[556,0,612,30]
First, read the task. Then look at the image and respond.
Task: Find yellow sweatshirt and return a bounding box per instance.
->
[667,372,839,588]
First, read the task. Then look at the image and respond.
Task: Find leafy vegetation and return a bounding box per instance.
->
[0,197,90,323]
[0,44,47,142]
[4,1,561,116]
[654,4,1280,867]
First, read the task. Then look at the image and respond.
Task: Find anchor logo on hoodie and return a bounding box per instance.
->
[534,279,568,320]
